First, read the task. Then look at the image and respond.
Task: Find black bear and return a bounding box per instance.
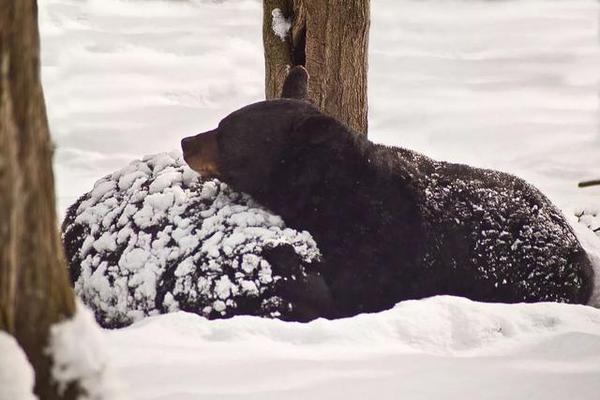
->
[181,67,595,318]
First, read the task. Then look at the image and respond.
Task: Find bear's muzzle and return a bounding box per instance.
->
[181,129,221,178]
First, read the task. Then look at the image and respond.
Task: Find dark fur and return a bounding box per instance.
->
[281,65,309,101]
[183,99,594,318]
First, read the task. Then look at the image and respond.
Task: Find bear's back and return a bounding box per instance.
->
[402,151,592,303]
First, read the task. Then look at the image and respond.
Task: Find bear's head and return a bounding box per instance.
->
[181,67,361,208]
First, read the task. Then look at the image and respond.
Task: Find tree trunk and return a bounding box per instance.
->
[263,0,370,135]
[0,1,79,399]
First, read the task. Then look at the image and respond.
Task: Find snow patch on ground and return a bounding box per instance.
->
[106,296,600,400]
[48,301,123,400]
[0,332,37,400]
[120,295,600,355]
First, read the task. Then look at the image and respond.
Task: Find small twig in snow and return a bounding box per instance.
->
[578,179,600,188]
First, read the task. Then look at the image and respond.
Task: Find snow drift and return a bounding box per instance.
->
[0,333,37,400]
[107,295,600,400]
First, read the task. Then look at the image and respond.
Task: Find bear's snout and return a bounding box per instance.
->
[180,136,195,154]
[181,129,221,178]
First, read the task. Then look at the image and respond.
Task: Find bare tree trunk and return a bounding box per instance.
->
[0,1,79,399]
[263,0,370,135]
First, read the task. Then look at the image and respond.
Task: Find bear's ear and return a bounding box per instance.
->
[281,65,309,101]
[294,113,342,146]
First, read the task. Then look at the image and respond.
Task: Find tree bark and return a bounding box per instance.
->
[0,1,79,399]
[263,0,370,135]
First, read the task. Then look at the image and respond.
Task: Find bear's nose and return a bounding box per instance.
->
[181,136,194,154]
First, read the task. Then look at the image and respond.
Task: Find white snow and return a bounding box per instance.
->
[36,0,600,399]
[106,296,600,400]
[570,210,600,307]
[93,232,117,253]
[271,8,291,42]
[47,301,124,399]
[0,332,37,400]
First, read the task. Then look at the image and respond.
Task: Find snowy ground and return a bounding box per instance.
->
[37,0,600,399]
[108,296,600,400]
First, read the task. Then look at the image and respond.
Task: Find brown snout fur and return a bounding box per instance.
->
[181,129,220,178]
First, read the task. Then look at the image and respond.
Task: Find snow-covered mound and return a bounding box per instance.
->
[107,296,600,400]
[62,152,322,328]
[0,333,36,400]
